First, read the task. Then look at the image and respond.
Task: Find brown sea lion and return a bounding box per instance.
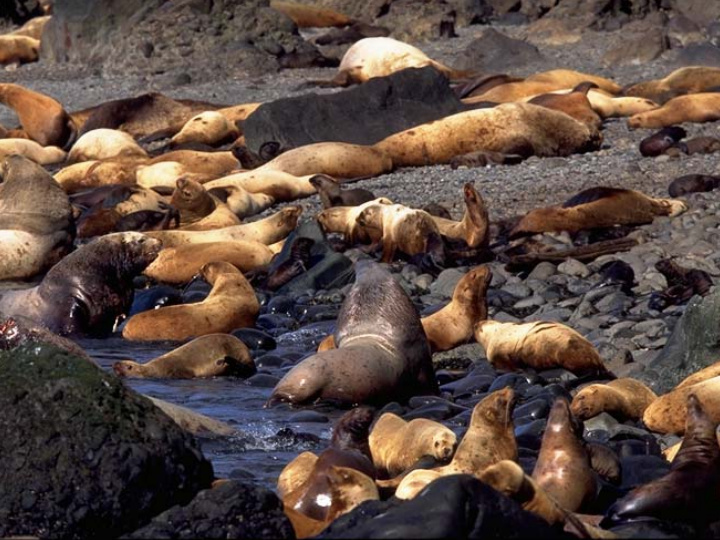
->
[607,394,720,526]
[170,111,240,147]
[135,161,217,190]
[68,128,148,163]
[278,452,319,500]
[509,187,687,238]
[142,206,302,248]
[113,333,255,379]
[527,85,602,130]
[0,232,161,337]
[0,35,39,65]
[677,361,720,390]
[650,258,713,310]
[0,138,66,165]
[393,387,517,500]
[642,376,720,435]
[116,209,179,233]
[54,159,142,193]
[171,176,216,224]
[369,413,457,478]
[678,136,720,156]
[270,0,353,28]
[449,150,523,168]
[0,83,76,148]
[430,182,490,248]
[668,174,720,197]
[143,241,274,284]
[627,93,720,129]
[268,260,438,406]
[122,261,259,342]
[624,66,720,104]
[0,154,74,280]
[474,320,611,377]
[532,397,596,512]
[309,174,375,208]
[584,89,658,119]
[264,237,314,291]
[570,378,657,422]
[639,126,687,157]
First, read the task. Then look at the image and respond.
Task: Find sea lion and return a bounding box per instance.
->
[584,90,658,119]
[122,261,260,341]
[678,136,720,156]
[113,333,255,379]
[316,198,393,244]
[270,0,353,28]
[624,66,720,104]
[0,154,74,280]
[205,169,318,203]
[509,187,688,238]
[369,413,457,478]
[268,260,438,406]
[393,387,517,500]
[606,394,720,527]
[135,161,216,190]
[639,126,687,157]
[278,452,319,500]
[527,86,602,130]
[68,128,148,163]
[0,83,76,148]
[430,182,489,248]
[170,111,239,147]
[54,159,142,193]
[143,241,274,284]
[449,150,523,168]
[650,258,713,310]
[0,35,39,65]
[668,174,720,197]
[0,138,66,165]
[170,176,216,224]
[0,232,162,337]
[373,102,602,167]
[147,149,240,174]
[642,376,720,435]
[526,69,622,95]
[148,396,237,437]
[116,209,179,232]
[474,320,611,377]
[10,15,51,40]
[627,93,720,129]
[142,206,302,248]
[264,237,314,291]
[204,183,276,219]
[532,397,596,512]
[309,174,375,208]
[570,378,657,422]
[677,361,720,390]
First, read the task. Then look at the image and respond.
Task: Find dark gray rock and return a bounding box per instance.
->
[0,0,44,24]
[455,28,545,72]
[602,27,669,66]
[0,343,213,539]
[122,480,294,539]
[244,66,465,154]
[670,43,720,68]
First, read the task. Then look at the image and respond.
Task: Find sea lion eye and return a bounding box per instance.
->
[126,364,133,370]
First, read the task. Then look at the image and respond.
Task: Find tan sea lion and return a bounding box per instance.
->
[216,102,262,126]
[532,397,596,512]
[204,183,276,219]
[113,333,255,379]
[142,206,302,248]
[585,90,658,119]
[316,198,394,244]
[122,261,260,341]
[171,111,239,147]
[526,69,622,95]
[642,375,720,435]
[135,161,216,190]
[608,394,720,526]
[0,35,39,65]
[0,83,76,148]
[627,92,720,129]
[148,396,237,437]
[509,187,687,238]
[68,128,148,163]
[10,15,52,40]
[268,260,438,406]
[147,149,239,174]
[570,378,657,422]
[369,413,457,478]
[54,159,142,193]
[677,360,720,389]
[270,0,353,28]
[205,169,318,202]
[624,66,720,104]
[430,182,489,248]
[0,138,66,165]
[474,320,611,377]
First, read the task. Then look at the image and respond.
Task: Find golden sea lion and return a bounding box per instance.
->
[570,378,657,421]
[642,375,720,435]
[369,413,457,478]
[216,102,262,126]
[624,66,720,104]
[135,161,216,190]
[0,138,66,165]
[0,35,39,65]
[112,333,255,379]
[585,90,658,119]
[526,69,622,95]
[10,15,52,40]
[147,149,239,174]
[205,169,317,202]
[68,128,148,163]
[122,261,260,341]
[474,320,611,377]
[627,92,720,129]
[0,83,76,148]
[430,183,490,248]
[54,159,142,193]
[171,111,240,147]
[509,186,687,238]
[316,198,393,244]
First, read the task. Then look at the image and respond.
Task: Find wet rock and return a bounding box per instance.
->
[455,28,545,72]
[429,268,466,298]
[129,285,183,316]
[288,411,329,423]
[618,455,671,490]
[231,328,277,351]
[441,374,494,397]
[514,418,546,451]
[244,373,281,387]
[0,343,213,539]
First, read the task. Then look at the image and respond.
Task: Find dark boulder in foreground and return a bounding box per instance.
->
[318,474,568,538]
[0,343,214,539]
[123,480,294,539]
[0,0,44,24]
[244,66,466,154]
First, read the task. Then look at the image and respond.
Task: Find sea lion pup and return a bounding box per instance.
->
[533,397,596,513]
[309,173,375,208]
[430,182,489,249]
[527,84,602,130]
[651,258,713,310]
[627,92,720,129]
[0,83,76,148]
[54,159,142,193]
[393,387,517,500]
[624,66,720,104]
[170,111,239,148]
[474,320,611,377]
[0,35,39,65]
[509,187,688,238]
[606,394,720,527]
[0,154,74,280]
[373,102,602,168]
[68,128,148,163]
[0,232,162,337]
[642,376,720,435]
[143,241,274,284]
[113,334,256,379]
[570,378,658,422]
[0,138,66,165]
[316,197,394,244]
[268,260,438,406]
[116,209,179,233]
[639,126,687,157]
[122,261,259,342]
[270,0,353,28]
[670,173,720,197]
[369,413,457,478]
[142,206,302,248]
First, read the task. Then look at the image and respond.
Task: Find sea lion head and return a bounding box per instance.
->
[331,406,375,454]
[547,396,582,435]
[171,176,209,209]
[199,261,241,285]
[569,385,603,420]
[472,386,516,428]
[112,360,146,377]
[431,429,457,461]
[309,173,340,193]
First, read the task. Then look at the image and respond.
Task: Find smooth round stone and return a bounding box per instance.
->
[379,402,407,417]
[527,262,556,281]
[430,269,465,298]
[514,415,535,427]
[255,313,296,333]
[518,455,537,475]
[447,407,474,426]
[401,264,421,282]
[535,368,577,384]
[585,429,611,444]
[265,295,295,316]
[619,455,671,490]
[181,280,212,303]
[517,384,545,400]
[253,354,286,370]
[231,328,276,351]
[513,294,545,310]
[513,398,550,421]
[608,519,697,540]
[584,412,619,433]
[414,274,434,291]
[243,373,281,387]
[486,289,521,308]
[612,438,662,458]
[502,282,532,298]
[403,403,459,422]
[288,411,330,423]
[488,373,531,393]
[440,375,494,397]
[228,468,256,480]
[434,369,467,386]
[514,419,546,451]
[181,291,209,304]
[558,258,590,278]
[294,304,340,324]
[129,285,183,316]
[407,395,465,413]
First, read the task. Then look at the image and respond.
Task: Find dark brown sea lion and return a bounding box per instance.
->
[606,394,720,526]
[680,136,720,155]
[449,149,524,168]
[309,174,375,208]
[116,208,180,232]
[649,258,713,311]
[639,126,687,157]
[0,232,162,337]
[270,0,353,28]
[113,333,256,379]
[527,84,603,130]
[268,260,438,406]
[265,237,314,291]
[668,174,720,197]
[171,176,216,224]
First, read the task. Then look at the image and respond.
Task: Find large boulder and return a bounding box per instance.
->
[455,28,545,72]
[0,343,214,539]
[0,0,44,25]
